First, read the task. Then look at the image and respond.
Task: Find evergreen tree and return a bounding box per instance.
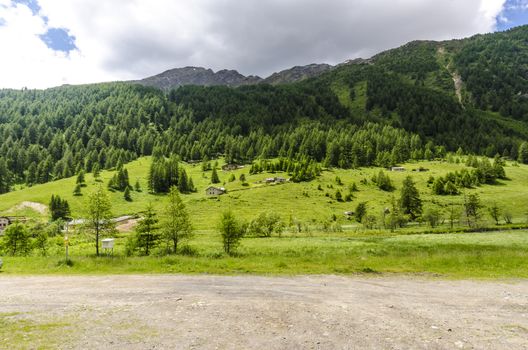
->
[49,195,71,221]
[211,167,220,184]
[124,186,132,201]
[134,179,142,192]
[518,142,528,164]
[76,170,86,186]
[134,204,159,256]
[162,186,193,254]
[92,164,101,181]
[400,176,422,220]
[354,202,367,223]
[73,183,82,196]
[464,193,482,228]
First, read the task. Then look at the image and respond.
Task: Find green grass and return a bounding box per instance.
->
[0,312,71,349]
[2,156,528,278]
[2,156,528,231]
[2,230,528,278]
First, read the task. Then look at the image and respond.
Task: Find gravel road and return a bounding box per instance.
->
[1,275,528,349]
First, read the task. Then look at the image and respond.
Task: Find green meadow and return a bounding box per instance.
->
[1,156,528,278]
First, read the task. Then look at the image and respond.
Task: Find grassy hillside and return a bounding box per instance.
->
[1,156,527,231]
[2,156,528,277]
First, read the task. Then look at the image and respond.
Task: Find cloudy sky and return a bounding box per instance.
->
[0,0,527,89]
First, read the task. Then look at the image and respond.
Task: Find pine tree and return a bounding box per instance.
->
[355,202,367,223]
[211,167,220,184]
[76,170,86,186]
[134,179,142,192]
[73,183,82,196]
[92,164,101,181]
[135,204,159,256]
[399,176,422,220]
[518,142,528,164]
[124,186,132,201]
[162,186,193,254]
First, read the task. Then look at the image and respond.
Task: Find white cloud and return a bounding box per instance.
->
[0,0,509,89]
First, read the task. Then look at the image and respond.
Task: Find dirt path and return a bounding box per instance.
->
[1,275,528,349]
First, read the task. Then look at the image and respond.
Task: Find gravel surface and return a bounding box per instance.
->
[1,275,528,349]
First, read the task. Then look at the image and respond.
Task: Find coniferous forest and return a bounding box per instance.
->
[1,25,528,194]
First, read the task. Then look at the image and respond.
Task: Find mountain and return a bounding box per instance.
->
[138,63,335,90]
[138,66,262,90]
[0,25,528,195]
[261,63,333,85]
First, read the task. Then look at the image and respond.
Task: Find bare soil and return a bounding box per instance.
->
[1,275,528,349]
[9,201,48,215]
[115,218,139,233]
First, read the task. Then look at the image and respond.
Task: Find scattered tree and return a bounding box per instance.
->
[372,170,394,191]
[355,202,367,223]
[76,170,86,187]
[92,164,101,181]
[423,207,442,228]
[161,186,193,254]
[86,185,114,256]
[248,212,284,237]
[73,183,82,196]
[464,193,482,228]
[219,210,245,255]
[134,204,160,256]
[124,186,132,201]
[488,202,501,225]
[399,176,422,220]
[503,210,513,224]
[2,222,30,256]
[49,195,71,221]
[211,167,220,184]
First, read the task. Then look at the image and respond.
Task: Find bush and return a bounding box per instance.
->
[179,245,198,256]
[248,212,284,237]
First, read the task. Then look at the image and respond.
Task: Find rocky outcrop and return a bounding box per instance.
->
[261,63,333,85]
[138,66,262,90]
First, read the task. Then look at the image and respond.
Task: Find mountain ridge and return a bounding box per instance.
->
[136,62,339,90]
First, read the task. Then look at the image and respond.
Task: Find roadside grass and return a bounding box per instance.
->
[0,312,70,350]
[2,230,528,278]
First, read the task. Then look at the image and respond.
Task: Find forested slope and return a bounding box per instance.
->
[0,26,527,194]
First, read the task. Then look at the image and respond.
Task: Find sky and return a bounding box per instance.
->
[0,0,526,89]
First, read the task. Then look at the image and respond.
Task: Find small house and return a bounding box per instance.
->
[206,186,226,196]
[0,217,10,233]
[275,177,287,183]
[222,164,243,171]
[391,167,406,172]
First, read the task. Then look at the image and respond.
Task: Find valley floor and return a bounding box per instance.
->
[1,275,527,349]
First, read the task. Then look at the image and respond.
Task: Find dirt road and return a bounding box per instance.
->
[1,275,528,349]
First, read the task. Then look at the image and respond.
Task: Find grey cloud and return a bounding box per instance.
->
[88,0,499,78]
